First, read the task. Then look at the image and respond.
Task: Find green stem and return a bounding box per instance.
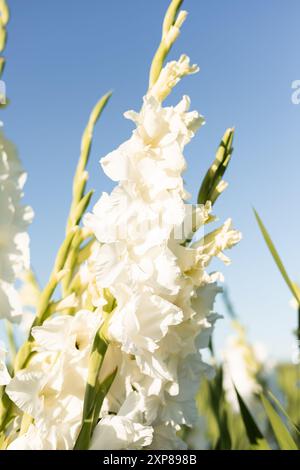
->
[61,229,86,296]
[148,0,186,89]
[74,292,117,450]
[66,92,111,233]
[33,227,79,327]
[73,326,109,450]
[74,368,117,450]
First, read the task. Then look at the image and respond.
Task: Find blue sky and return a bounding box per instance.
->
[2,0,300,360]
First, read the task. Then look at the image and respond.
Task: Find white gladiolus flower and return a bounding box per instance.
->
[0,131,33,321]
[82,58,240,450]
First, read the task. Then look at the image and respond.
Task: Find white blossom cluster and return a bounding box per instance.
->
[0,131,33,321]
[5,58,241,450]
[84,58,241,450]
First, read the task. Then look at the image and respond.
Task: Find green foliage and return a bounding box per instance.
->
[194,364,299,451]
[275,364,300,446]
[268,390,300,437]
[196,368,251,450]
[254,210,300,306]
[260,393,298,450]
[233,386,270,450]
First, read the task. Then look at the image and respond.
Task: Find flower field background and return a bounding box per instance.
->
[0,0,299,451]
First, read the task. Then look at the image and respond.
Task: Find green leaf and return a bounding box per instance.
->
[254,209,300,305]
[267,391,300,437]
[234,386,270,450]
[261,394,298,450]
[92,368,118,430]
[208,367,232,449]
[214,408,232,450]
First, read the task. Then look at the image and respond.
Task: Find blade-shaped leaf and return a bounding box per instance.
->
[254,209,300,305]
[261,394,298,450]
[267,391,300,437]
[234,385,270,450]
[207,367,232,449]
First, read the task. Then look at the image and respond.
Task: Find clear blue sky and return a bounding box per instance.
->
[2,0,300,360]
